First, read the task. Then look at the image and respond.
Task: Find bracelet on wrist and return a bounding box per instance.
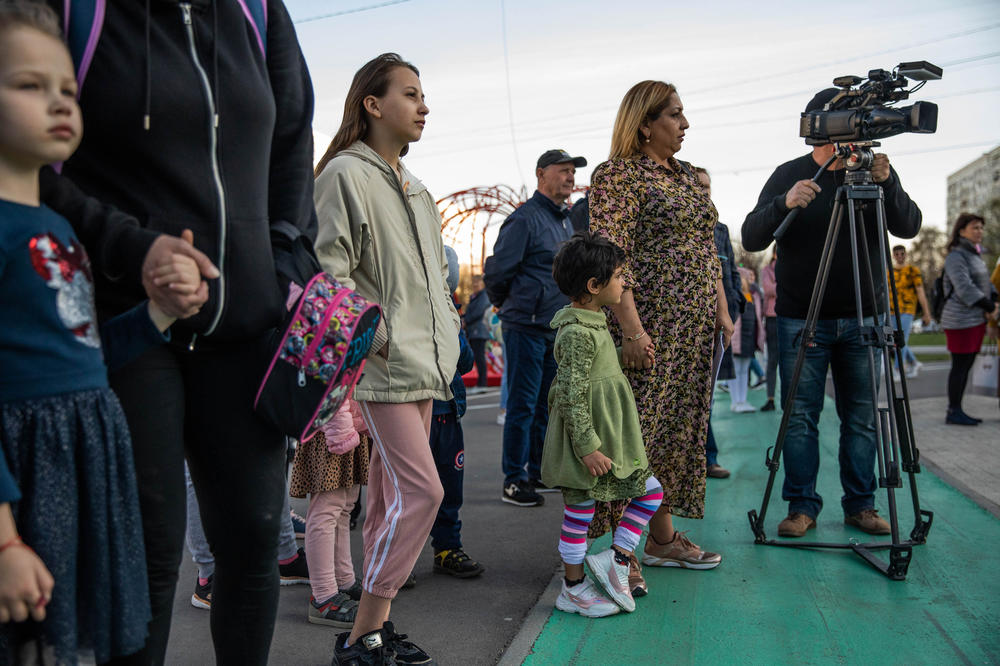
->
[625,330,647,342]
[0,535,29,555]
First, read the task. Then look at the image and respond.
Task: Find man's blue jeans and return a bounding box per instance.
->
[501,326,556,486]
[777,316,880,519]
[896,312,918,366]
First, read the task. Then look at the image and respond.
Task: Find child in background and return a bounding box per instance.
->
[541,231,663,617]
[289,400,370,628]
[426,247,485,578]
[0,4,201,660]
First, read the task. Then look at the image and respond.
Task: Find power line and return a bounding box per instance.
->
[499,0,526,187]
[294,0,412,24]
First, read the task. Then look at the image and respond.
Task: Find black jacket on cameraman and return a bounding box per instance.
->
[40,0,317,341]
[741,153,920,320]
[483,190,572,338]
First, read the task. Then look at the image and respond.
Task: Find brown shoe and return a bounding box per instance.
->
[777,512,816,537]
[627,553,647,597]
[642,531,722,570]
[707,464,730,479]
[845,509,890,535]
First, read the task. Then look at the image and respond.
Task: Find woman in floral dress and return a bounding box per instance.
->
[588,80,734,576]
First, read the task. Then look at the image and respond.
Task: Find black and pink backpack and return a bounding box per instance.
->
[254,223,382,442]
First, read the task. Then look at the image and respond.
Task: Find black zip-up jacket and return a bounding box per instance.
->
[41,0,316,341]
[741,153,921,320]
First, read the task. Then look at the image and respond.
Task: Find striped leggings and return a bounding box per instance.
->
[559,476,663,564]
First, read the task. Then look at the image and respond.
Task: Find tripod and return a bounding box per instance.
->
[747,143,933,581]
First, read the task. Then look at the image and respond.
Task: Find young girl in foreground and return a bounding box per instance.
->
[541,231,663,617]
[0,4,199,661]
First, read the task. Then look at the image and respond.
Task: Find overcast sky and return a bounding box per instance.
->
[288,0,1000,255]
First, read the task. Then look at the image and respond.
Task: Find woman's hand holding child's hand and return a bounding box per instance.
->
[0,543,53,623]
[147,230,209,330]
[581,450,613,477]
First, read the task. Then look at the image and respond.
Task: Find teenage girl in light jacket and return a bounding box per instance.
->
[313,53,460,665]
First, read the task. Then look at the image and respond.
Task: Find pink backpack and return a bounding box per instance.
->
[254,224,381,442]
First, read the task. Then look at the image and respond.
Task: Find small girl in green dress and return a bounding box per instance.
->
[542,231,663,617]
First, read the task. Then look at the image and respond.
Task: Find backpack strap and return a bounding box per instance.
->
[236,0,268,57]
[63,0,106,91]
[676,159,695,179]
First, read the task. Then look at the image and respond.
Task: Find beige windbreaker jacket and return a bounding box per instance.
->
[314,141,460,403]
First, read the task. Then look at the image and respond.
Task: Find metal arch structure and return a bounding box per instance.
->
[436,185,528,272]
[436,185,590,271]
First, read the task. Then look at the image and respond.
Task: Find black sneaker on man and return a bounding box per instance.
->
[433,548,485,578]
[502,480,543,507]
[280,547,310,585]
[760,399,776,412]
[382,622,436,665]
[191,575,212,610]
[331,628,396,666]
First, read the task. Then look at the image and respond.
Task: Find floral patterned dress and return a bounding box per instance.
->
[587,153,720,533]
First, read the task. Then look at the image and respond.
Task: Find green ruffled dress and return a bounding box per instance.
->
[540,306,651,505]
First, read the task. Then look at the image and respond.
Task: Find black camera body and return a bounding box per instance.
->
[799,61,942,145]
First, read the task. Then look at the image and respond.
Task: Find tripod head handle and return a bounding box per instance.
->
[773,152,839,241]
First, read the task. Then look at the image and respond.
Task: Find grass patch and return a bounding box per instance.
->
[909,332,945,346]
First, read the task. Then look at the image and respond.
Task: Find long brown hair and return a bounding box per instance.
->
[608,80,677,161]
[314,53,420,177]
[947,212,984,250]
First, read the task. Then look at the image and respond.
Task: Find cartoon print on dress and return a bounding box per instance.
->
[29,232,100,349]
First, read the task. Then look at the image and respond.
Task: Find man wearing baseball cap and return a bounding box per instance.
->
[484,149,586,507]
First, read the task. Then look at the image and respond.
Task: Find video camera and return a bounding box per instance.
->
[799,61,942,145]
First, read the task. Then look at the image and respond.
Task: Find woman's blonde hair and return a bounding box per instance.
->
[608,80,677,161]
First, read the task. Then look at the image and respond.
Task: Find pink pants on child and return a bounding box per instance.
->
[359,400,443,599]
[305,485,361,603]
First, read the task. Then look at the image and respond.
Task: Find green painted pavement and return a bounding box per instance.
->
[523,393,1000,666]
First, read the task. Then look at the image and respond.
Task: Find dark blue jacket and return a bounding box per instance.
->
[714,223,743,323]
[433,330,475,417]
[463,290,490,341]
[483,191,572,337]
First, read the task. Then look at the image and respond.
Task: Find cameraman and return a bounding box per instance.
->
[741,88,921,538]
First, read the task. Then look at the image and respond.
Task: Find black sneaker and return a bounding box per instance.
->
[191,575,212,610]
[280,547,310,585]
[433,549,485,578]
[528,478,559,494]
[502,480,543,507]
[331,628,396,666]
[309,592,358,628]
[382,622,435,665]
[760,399,776,412]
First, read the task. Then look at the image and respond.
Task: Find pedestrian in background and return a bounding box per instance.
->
[484,149,584,508]
[760,250,779,412]
[463,274,491,393]
[941,213,999,426]
[890,244,931,380]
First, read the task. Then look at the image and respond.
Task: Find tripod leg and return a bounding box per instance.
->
[846,201,902,546]
[750,196,844,541]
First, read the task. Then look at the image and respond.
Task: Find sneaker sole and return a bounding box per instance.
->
[190,594,210,610]
[500,496,543,507]
[433,565,485,578]
[280,577,310,586]
[585,554,636,612]
[555,595,620,618]
[307,613,354,629]
[640,554,721,570]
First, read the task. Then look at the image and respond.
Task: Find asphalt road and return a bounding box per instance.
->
[165,387,558,665]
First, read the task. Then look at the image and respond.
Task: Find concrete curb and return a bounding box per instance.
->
[497,565,562,666]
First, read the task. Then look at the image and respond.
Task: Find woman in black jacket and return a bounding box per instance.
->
[39,2,316,663]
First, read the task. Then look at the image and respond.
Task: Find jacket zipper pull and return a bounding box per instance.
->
[297,368,306,387]
[188,332,198,352]
[180,3,192,24]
